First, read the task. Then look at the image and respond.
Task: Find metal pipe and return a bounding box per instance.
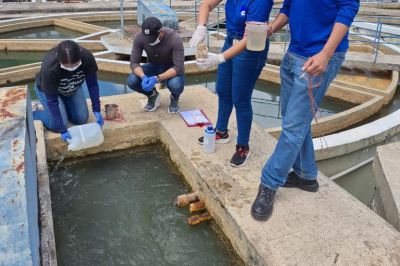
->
[283,25,289,52]
[217,4,220,35]
[119,0,125,39]
[374,17,383,64]
[194,0,197,27]
[372,16,381,55]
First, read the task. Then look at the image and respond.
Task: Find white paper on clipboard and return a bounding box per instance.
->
[180,109,211,127]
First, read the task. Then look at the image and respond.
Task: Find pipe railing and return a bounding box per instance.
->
[186,0,400,63]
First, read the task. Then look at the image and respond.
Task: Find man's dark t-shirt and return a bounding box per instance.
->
[130,28,184,75]
[36,47,98,97]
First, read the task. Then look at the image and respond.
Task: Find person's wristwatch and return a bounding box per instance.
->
[156,75,162,83]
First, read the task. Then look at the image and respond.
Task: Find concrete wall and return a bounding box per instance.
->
[373,142,400,232]
[315,109,400,161]
[35,121,57,266]
[25,92,40,266]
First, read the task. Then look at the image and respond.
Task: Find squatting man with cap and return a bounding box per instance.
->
[127,16,185,113]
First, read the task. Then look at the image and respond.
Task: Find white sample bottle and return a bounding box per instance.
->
[67,123,104,151]
[203,125,216,154]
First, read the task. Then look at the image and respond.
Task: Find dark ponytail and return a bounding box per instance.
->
[57,40,81,65]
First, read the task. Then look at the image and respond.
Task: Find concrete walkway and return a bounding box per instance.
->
[373,142,400,232]
[41,86,400,265]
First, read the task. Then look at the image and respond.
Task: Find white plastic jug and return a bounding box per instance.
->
[203,125,216,154]
[67,123,104,151]
[245,22,268,51]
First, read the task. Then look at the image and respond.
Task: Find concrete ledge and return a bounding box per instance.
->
[315,109,400,161]
[0,39,105,52]
[41,86,400,265]
[266,95,385,139]
[0,19,54,34]
[34,121,57,266]
[373,142,400,232]
[55,18,109,34]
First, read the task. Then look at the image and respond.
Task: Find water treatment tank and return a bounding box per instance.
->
[137,0,179,30]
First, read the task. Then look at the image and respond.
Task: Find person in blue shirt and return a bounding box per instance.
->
[190,0,274,167]
[33,40,104,142]
[251,0,360,221]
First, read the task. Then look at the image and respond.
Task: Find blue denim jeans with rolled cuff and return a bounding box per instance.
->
[216,36,268,146]
[126,63,185,99]
[33,85,89,132]
[261,51,345,190]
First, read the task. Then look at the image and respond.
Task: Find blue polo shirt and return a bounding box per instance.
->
[281,0,359,57]
[225,0,274,38]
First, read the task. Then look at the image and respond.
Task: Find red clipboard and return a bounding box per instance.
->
[180,109,212,127]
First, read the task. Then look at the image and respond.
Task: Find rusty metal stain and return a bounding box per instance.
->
[0,86,27,122]
[0,108,15,119]
[12,139,19,148]
[15,162,24,174]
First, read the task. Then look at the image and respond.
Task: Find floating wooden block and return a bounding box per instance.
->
[174,192,199,207]
[189,201,206,213]
[188,212,211,226]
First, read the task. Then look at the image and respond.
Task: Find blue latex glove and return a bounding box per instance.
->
[94,111,104,127]
[142,76,157,92]
[141,75,149,90]
[61,131,71,142]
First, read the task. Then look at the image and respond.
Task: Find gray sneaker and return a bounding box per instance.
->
[144,90,160,112]
[168,95,180,114]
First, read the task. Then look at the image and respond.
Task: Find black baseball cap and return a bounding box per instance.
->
[141,17,162,43]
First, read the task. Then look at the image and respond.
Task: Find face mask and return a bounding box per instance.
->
[60,61,82,72]
[149,37,161,46]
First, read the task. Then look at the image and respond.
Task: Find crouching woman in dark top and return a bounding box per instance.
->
[33,40,104,142]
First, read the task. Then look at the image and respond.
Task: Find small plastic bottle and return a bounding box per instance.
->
[203,125,216,154]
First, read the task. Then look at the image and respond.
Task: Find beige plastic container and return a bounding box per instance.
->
[245,22,268,51]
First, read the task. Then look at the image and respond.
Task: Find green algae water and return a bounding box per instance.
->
[185,73,355,128]
[0,26,81,39]
[0,51,43,68]
[50,145,241,266]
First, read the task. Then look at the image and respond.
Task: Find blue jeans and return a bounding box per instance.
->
[261,52,345,190]
[126,63,185,99]
[33,85,89,132]
[216,37,268,145]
